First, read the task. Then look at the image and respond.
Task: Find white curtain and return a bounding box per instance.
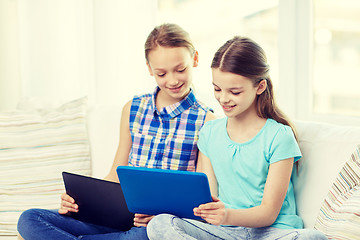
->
[0,0,157,110]
[0,0,21,110]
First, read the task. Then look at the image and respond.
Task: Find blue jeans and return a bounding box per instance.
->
[17,209,148,240]
[147,214,328,240]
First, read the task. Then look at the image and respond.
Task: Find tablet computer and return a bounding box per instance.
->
[116,166,212,220]
[62,172,134,230]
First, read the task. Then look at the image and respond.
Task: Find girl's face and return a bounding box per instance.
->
[212,68,266,119]
[147,46,198,103]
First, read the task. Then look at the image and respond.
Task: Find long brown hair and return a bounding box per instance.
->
[144,23,195,62]
[211,36,297,138]
[212,36,299,169]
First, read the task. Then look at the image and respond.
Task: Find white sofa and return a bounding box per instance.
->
[1,102,360,239]
[88,108,360,238]
[89,107,360,234]
[293,120,360,230]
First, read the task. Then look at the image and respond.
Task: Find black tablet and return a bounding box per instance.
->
[62,172,134,230]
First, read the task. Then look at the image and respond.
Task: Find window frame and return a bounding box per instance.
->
[278,0,360,126]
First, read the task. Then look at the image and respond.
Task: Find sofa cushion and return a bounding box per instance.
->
[314,145,360,239]
[0,97,91,236]
[293,120,360,228]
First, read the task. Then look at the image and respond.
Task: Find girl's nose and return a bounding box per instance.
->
[168,75,179,86]
[219,93,229,103]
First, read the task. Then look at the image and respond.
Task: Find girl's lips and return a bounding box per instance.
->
[222,105,236,111]
[168,84,184,93]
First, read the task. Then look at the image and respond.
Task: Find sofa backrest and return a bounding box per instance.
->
[87,105,122,178]
[86,107,360,229]
[293,120,360,228]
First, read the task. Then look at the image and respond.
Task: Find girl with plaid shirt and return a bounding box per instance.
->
[18,23,215,240]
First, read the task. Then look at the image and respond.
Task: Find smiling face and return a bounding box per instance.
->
[212,68,266,119]
[146,46,198,106]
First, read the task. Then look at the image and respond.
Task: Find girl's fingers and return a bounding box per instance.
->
[197,210,222,218]
[58,208,68,214]
[61,200,78,211]
[194,201,227,225]
[61,200,78,208]
[134,216,152,223]
[198,210,226,225]
[133,214,154,227]
[211,195,220,202]
[59,205,78,214]
[134,221,149,227]
[59,193,78,214]
[199,203,219,210]
[134,213,152,218]
[202,217,223,225]
[61,193,75,203]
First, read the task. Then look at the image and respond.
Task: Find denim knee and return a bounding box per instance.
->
[298,229,328,240]
[18,209,40,227]
[17,209,41,236]
[147,213,174,238]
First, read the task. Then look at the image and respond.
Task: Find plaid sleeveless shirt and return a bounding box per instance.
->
[128,87,210,172]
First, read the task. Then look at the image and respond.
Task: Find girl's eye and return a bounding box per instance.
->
[232,92,241,95]
[157,73,165,77]
[214,88,221,92]
[177,68,186,73]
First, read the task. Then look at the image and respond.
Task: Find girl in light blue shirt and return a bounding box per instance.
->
[147,36,327,239]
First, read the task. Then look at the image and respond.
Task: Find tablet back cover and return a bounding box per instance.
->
[62,172,134,230]
[116,166,212,220]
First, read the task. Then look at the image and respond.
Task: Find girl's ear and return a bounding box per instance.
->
[256,79,267,95]
[146,61,154,76]
[193,50,199,67]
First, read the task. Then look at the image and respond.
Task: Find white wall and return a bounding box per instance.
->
[92,0,157,107]
[0,0,157,111]
[0,0,158,177]
[0,0,21,110]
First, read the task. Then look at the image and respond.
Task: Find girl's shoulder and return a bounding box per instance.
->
[184,90,212,114]
[129,92,155,115]
[132,92,153,101]
[266,119,293,133]
[130,92,154,108]
[265,119,296,141]
[192,98,212,113]
[201,117,226,133]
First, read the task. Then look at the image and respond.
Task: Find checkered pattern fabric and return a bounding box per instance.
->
[128,87,210,172]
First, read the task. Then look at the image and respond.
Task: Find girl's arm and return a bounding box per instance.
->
[204,110,217,123]
[197,109,217,191]
[196,152,218,198]
[196,158,294,227]
[104,100,133,182]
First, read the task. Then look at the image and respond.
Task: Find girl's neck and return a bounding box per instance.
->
[155,88,189,111]
[226,113,267,144]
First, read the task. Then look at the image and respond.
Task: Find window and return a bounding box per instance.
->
[157,0,360,125]
[313,0,360,117]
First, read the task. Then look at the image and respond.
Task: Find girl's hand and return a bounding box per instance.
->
[134,214,154,227]
[194,196,227,225]
[58,193,78,215]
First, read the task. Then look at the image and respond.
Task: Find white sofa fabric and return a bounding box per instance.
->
[0,98,91,238]
[87,110,360,239]
[293,120,360,229]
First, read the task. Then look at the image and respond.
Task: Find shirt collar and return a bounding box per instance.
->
[150,87,197,119]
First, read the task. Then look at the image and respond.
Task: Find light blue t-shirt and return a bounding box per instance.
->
[197,118,303,229]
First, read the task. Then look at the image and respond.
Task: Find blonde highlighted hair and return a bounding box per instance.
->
[144,23,195,62]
